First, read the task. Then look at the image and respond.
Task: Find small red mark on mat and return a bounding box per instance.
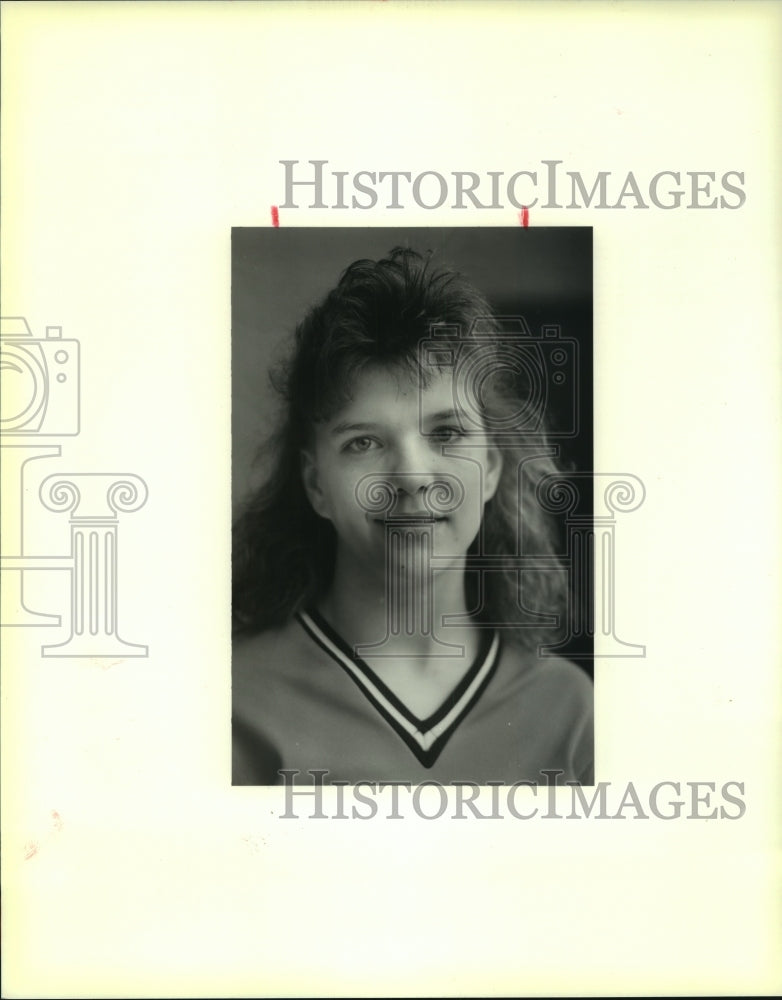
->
[24,841,39,860]
[520,207,530,227]
[51,810,63,832]
[271,206,280,228]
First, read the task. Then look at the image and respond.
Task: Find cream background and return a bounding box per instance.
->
[2,1,781,996]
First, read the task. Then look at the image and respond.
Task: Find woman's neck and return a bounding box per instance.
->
[318,550,476,660]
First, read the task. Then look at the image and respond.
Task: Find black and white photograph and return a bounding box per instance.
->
[3,2,781,997]
[231,228,593,785]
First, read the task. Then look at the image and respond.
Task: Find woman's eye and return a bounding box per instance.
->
[428,425,465,444]
[344,436,378,454]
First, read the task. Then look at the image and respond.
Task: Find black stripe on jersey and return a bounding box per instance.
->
[296,609,502,769]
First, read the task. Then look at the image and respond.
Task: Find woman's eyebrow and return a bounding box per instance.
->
[424,408,467,423]
[329,410,469,435]
[329,420,378,436]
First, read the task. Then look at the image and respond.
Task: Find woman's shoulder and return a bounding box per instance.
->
[499,639,593,707]
[233,618,293,653]
[232,616,309,686]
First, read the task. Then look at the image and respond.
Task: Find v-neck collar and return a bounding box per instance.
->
[295,608,502,768]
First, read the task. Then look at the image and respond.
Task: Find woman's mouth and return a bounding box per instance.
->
[371,514,448,525]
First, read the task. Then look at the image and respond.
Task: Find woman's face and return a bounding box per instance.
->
[301,363,502,583]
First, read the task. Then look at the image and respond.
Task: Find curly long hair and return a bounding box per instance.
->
[233,247,569,650]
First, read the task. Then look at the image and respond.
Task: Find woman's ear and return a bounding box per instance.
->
[301,449,331,521]
[483,444,503,502]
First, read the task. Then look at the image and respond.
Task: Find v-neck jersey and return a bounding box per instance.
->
[296,608,502,767]
[232,613,594,786]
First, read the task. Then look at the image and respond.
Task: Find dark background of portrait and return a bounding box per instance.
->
[232,227,593,673]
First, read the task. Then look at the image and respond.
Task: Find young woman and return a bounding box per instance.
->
[232,247,593,785]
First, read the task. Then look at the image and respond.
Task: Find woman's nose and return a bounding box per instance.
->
[387,435,437,488]
[387,437,462,516]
